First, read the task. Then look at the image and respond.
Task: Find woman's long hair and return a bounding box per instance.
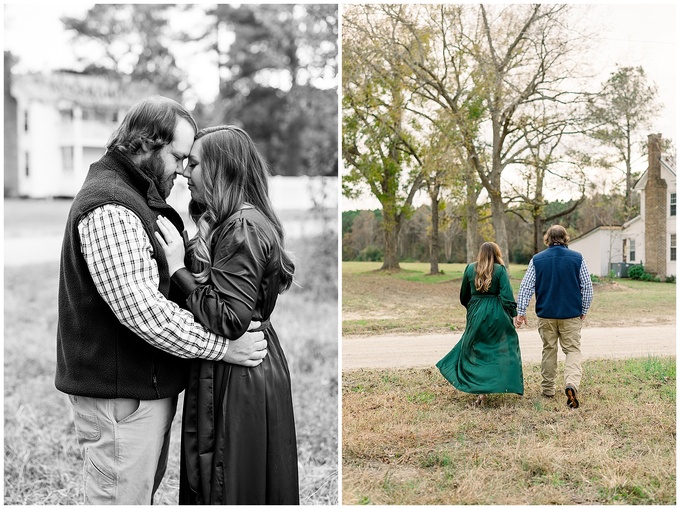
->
[187,125,294,293]
[474,242,504,292]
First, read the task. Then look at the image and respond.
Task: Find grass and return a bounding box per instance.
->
[342,261,676,335]
[342,358,676,505]
[4,211,338,504]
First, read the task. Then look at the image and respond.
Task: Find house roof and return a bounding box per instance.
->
[11,71,159,110]
[634,155,677,191]
[622,215,641,229]
[571,224,623,243]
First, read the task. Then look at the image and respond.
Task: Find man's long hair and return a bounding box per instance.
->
[475,242,504,292]
[187,125,295,293]
[543,225,570,247]
[107,95,197,155]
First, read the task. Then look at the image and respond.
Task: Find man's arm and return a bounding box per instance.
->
[578,258,594,317]
[516,260,536,315]
[78,204,265,362]
[515,260,536,327]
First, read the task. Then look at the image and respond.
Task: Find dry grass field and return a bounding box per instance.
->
[343,359,676,505]
[342,261,676,505]
[342,261,677,335]
[4,200,338,505]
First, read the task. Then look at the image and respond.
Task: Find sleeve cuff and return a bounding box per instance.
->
[171,267,200,298]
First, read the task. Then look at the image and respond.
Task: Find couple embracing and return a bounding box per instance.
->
[437,226,593,409]
[55,96,299,504]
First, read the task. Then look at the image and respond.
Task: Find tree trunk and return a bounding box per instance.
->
[429,190,440,275]
[489,190,509,265]
[381,208,401,270]
[444,228,452,261]
[625,132,633,217]
[533,170,545,254]
[465,166,479,263]
[533,213,544,255]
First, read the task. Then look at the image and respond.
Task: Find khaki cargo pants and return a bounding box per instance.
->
[68,394,177,504]
[537,317,583,396]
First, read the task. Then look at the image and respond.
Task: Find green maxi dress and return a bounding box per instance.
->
[436,263,524,395]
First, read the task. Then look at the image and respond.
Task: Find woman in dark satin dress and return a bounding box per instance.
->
[155,125,299,504]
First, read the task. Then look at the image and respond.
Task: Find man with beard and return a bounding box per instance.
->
[56,96,268,504]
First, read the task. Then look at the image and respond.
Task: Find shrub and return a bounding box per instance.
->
[358,246,383,262]
[627,264,663,282]
[666,275,676,283]
[627,264,645,280]
[640,272,655,282]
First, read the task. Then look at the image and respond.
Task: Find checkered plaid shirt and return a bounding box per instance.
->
[78,203,228,360]
[517,258,594,316]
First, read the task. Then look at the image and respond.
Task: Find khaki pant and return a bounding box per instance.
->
[537,317,583,396]
[68,394,177,504]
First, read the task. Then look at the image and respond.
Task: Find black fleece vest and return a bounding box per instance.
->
[55,150,190,399]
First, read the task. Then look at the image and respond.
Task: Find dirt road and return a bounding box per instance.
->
[342,324,676,371]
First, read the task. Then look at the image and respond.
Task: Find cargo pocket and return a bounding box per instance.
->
[84,448,114,503]
[73,412,101,442]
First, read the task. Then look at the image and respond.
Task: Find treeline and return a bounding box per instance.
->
[55,4,338,177]
[343,192,636,264]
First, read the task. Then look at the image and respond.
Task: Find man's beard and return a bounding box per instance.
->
[139,152,174,199]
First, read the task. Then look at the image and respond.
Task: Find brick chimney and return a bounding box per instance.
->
[644,133,667,280]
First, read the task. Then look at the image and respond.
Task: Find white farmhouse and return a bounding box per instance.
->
[4,70,158,198]
[3,67,338,237]
[570,134,676,280]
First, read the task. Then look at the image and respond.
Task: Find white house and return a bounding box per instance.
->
[5,71,156,198]
[5,70,338,236]
[571,134,676,279]
[568,226,624,278]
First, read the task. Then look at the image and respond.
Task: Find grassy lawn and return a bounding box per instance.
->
[342,261,676,336]
[4,231,338,504]
[342,261,676,504]
[343,358,676,505]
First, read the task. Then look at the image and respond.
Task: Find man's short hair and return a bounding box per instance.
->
[543,225,570,246]
[107,95,197,155]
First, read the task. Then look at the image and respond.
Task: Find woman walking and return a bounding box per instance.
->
[436,242,524,405]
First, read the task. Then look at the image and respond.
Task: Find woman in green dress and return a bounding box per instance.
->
[436,242,524,405]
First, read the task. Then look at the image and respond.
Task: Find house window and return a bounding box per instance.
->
[629,239,636,262]
[671,235,676,262]
[24,152,30,177]
[62,147,74,173]
[60,109,74,122]
[82,108,114,122]
[671,193,676,217]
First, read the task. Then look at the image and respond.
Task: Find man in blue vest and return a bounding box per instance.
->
[56,96,268,504]
[515,225,593,408]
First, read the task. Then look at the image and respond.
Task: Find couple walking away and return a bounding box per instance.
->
[437,226,593,409]
[55,96,299,504]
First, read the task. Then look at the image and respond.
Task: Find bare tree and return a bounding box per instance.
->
[373,4,587,263]
[586,66,661,217]
[508,105,588,254]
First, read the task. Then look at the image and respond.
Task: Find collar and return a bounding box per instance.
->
[103,149,168,209]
